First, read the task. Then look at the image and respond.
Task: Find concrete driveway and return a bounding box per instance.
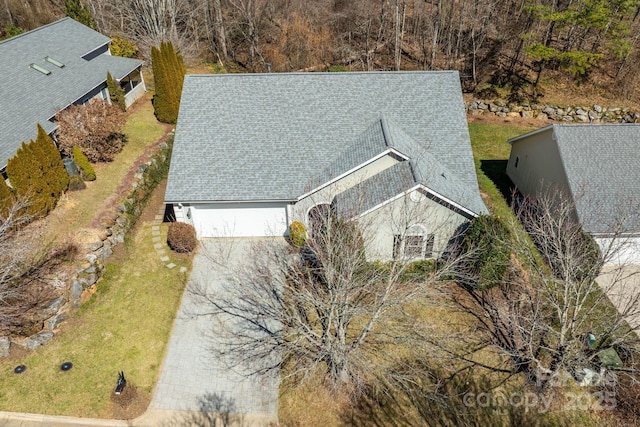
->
[148,238,280,426]
[598,264,640,330]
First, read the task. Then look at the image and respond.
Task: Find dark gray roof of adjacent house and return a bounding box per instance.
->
[0,17,142,168]
[166,71,487,215]
[512,124,640,234]
[553,124,640,234]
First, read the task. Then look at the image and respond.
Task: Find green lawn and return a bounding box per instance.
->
[0,220,190,417]
[468,122,537,217]
[0,98,184,418]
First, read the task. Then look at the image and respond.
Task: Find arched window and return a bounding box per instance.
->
[307,204,331,238]
[393,225,435,259]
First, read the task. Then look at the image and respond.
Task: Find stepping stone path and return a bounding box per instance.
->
[149,208,189,274]
[151,209,176,269]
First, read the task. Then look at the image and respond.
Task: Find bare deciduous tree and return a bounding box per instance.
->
[439,189,640,392]
[0,196,75,336]
[189,199,467,396]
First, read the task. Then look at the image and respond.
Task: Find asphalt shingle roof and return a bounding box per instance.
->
[0,17,142,168]
[550,124,640,234]
[334,162,416,217]
[166,71,487,215]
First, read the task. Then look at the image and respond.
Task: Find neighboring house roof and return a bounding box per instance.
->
[166,71,487,215]
[0,17,142,168]
[510,124,640,234]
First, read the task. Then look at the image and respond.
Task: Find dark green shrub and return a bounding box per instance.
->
[167,222,197,253]
[67,175,86,191]
[401,259,436,282]
[106,72,126,112]
[64,0,97,29]
[73,146,96,181]
[289,221,306,247]
[460,215,511,290]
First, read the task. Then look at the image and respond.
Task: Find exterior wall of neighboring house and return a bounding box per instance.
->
[506,128,571,197]
[294,154,400,227]
[175,202,290,238]
[359,188,470,261]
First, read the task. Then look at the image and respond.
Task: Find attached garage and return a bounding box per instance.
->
[174,202,290,238]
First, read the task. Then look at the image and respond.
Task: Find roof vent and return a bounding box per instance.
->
[29,63,51,75]
[44,56,64,68]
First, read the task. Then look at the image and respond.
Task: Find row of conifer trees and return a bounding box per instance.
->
[0,124,69,219]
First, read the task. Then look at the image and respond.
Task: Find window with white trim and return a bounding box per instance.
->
[393,226,435,259]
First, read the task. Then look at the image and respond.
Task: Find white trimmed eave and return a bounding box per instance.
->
[508,124,554,145]
[165,198,296,205]
[297,148,409,201]
[356,184,479,219]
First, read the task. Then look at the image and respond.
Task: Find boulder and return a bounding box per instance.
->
[542,106,555,116]
[46,313,67,331]
[87,240,103,252]
[17,331,54,350]
[71,279,83,299]
[0,336,9,357]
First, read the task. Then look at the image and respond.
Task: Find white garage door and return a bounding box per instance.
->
[596,237,640,265]
[189,202,289,238]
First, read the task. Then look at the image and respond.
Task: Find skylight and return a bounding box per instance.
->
[29,63,51,75]
[44,56,64,68]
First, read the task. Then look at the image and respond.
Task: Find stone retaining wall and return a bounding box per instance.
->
[467,100,640,123]
[1,139,171,357]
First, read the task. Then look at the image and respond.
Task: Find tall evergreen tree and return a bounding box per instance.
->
[0,177,15,220]
[151,41,186,124]
[106,72,126,111]
[6,125,68,218]
[64,0,97,30]
[35,124,69,199]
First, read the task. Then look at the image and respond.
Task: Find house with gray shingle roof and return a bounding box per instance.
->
[165,71,487,260]
[0,17,146,170]
[507,124,640,263]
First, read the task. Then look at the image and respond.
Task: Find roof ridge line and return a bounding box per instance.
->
[0,17,71,46]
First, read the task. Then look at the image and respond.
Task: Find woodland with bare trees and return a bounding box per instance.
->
[3,0,640,100]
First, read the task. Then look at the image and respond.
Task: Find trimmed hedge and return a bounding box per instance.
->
[289,221,306,247]
[167,222,197,253]
[73,146,96,181]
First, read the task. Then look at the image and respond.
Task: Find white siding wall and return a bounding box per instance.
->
[294,154,399,224]
[595,237,640,265]
[178,202,290,238]
[506,128,571,197]
[359,189,469,261]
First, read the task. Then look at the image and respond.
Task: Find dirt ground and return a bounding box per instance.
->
[466,112,552,128]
